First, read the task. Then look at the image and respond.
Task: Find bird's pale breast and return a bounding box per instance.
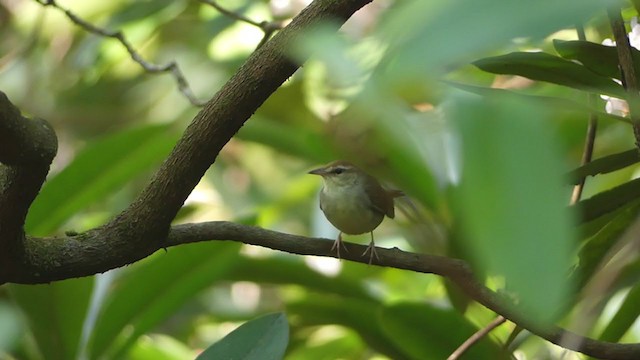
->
[319,184,384,234]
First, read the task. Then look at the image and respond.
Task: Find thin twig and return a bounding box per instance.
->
[570,23,598,204]
[34,0,207,106]
[447,316,507,360]
[198,0,283,49]
[199,0,263,27]
[608,7,640,149]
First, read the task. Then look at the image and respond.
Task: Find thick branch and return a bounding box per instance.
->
[1,0,372,282]
[0,91,57,166]
[102,0,372,247]
[0,91,57,277]
[5,221,640,358]
[168,222,640,360]
[608,7,640,148]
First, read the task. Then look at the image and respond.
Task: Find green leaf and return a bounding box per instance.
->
[379,303,509,360]
[452,94,575,325]
[597,284,640,343]
[576,177,640,223]
[8,278,94,360]
[26,125,178,236]
[573,200,640,289]
[196,313,289,360]
[448,81,630,126]
[473,52,626,98]
[88,242,240,359]
[288,297,409,360]
[553,39,640,80]
[567,149,639,185]
[380,0,611,81]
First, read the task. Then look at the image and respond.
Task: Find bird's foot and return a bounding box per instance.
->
[362,240,380,265]
[331,232,349,259]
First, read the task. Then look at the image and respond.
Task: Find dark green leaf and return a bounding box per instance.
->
[568,149,639,185]
[575,177,640,223]
[8,278,94,360]
[288,297,409,360]
[553,39,640,80]
[473,52,626,97]
[597,284,640,343]
[448,81,630,126]
[196,313,289,360]
[574,200,640,288]
[26,125,178,236]
[379,302,509,360]
[89,242,240,359]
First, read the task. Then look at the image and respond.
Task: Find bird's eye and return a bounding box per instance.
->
[333,167,344,174]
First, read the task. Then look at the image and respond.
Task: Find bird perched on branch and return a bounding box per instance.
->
[308,160,403,264]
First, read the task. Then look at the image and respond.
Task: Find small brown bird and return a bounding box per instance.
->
[308,160,403,264]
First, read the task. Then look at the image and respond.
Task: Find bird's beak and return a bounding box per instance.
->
[308,166,327,176]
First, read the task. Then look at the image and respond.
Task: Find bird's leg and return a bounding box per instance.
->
[331,232,349,259]
[362,232,380,264]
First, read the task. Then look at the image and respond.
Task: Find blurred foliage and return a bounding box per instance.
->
[2,0,640,359]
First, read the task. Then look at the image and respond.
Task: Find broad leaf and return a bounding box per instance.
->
[196,313,289,360]
[89,242,240,359]
[379,302,509,360]
[452,94,575,325]
[26,125,178,235]
[473,52,626,98]
[554,39,640,80]
[9,278,94,360]
[288,297,409,360]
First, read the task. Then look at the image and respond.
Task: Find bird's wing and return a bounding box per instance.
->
[364,175,396,218]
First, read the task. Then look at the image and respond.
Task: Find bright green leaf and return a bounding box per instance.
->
[452,94,575,325]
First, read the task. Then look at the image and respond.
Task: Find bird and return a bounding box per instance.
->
[308,160,403,264]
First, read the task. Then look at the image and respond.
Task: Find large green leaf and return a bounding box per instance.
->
[88,242,240,359]
[576,177,640,223]
[8,278,94,360]
[567,149,639,185]
[288,296,409,360]
[473,52,626,98]
[449,82,630,126]
[379,0,612,85]
[553,39,640,80]
[25,125,178,236]
[574,200,640,289]
[597,284,640,344]
[196,313,289,360]
[452,94,575,325]
[379,302,509,360]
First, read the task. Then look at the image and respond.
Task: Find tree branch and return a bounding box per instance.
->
[0,0,373,282]
[0,91,57,279]
[35,0,208,106]
[168,222,640,360]
[607,7,640,149]
[4,221,639,359]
